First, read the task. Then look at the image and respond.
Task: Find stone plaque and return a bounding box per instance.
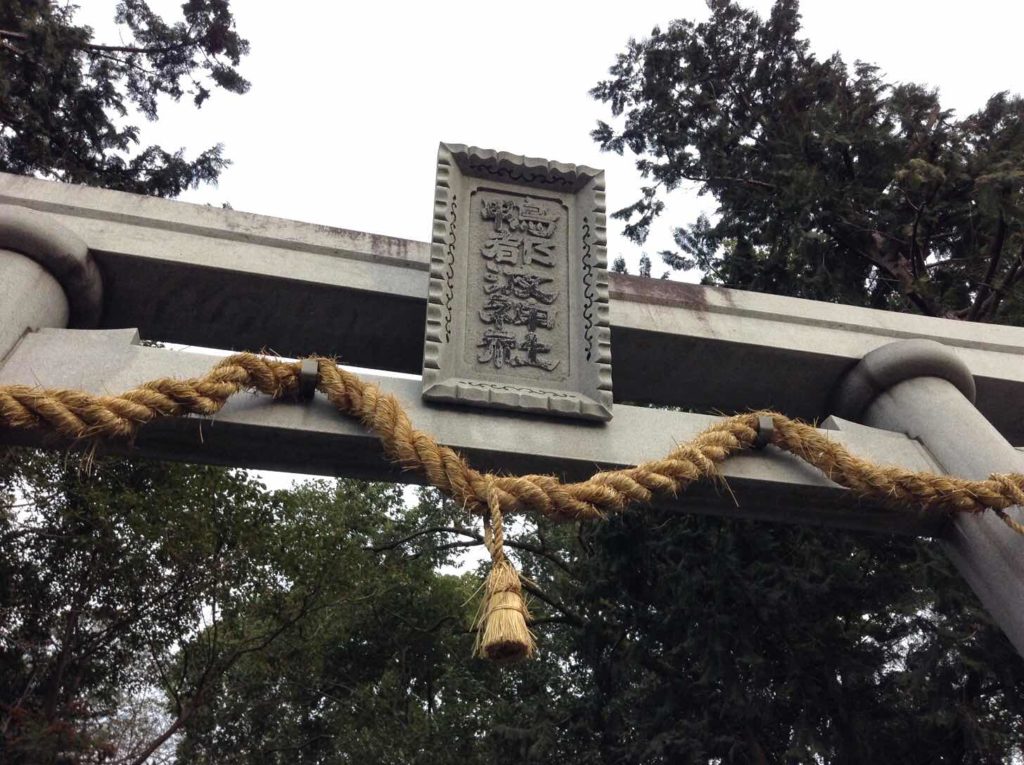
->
[422,143,612,420]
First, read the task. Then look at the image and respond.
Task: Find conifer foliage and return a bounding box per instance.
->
[593,0,1024,322]
[0,0,248,196]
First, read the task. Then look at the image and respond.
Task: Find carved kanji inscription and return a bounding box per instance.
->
[469,192,566,377]
[423,144,613,421]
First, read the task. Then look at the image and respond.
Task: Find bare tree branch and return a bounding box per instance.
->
[520,579,584,627]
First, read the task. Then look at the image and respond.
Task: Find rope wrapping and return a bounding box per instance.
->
[3,352,1024,660]
[4,353,1024,524]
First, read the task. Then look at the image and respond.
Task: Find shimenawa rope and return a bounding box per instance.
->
[2,353,1023,661]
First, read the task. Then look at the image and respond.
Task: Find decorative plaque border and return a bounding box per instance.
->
[423,143,613,421]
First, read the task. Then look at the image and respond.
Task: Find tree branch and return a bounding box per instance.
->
[969,213,1007,321]
[979,240,1024,319]
[370,525,578,578]
[830,219,938,316]
[0,28,195,57]
[854,245,936,316]
[908,198,924,279]
[519,579,584,627]
[678,170,776,190]
[368,525,474,552]
[128,591,319,765]
[528,616,581,629]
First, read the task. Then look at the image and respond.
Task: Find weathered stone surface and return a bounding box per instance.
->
[0,205,100,327]
[834,340,1024,656]
[0,250,68,359]
[0,172,429,372]
[3,168,1023,660]
[422,144,612,421]
[5,172,1024,441]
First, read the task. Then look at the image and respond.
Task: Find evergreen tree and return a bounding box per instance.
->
[0,0,248,195]
[502,512,1024,763]
[174,486,492,764]
[0,3,259,760]
[188,497,1024,763]
[592,0,1024,323]
[577,1,1024,760]
[0,451,289,762]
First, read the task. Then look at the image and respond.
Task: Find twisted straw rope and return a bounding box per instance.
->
[1,353,1023,535]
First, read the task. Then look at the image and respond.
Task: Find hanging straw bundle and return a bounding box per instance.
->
[474,486,535,662]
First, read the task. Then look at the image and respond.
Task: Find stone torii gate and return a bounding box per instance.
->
[0,145,1022,657]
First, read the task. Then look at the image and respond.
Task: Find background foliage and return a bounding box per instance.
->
[0,0,247,195]
[594,0,1024,324]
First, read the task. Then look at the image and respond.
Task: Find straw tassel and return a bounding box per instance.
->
[474,485,535,662]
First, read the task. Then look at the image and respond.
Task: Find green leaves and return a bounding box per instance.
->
[0,450,280,762]
[592,0,1024,323]
[6,449,1019,762]
[174,485,497,765]
[0,1,248,196]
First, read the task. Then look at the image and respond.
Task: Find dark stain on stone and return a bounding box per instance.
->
[609,272,725,312]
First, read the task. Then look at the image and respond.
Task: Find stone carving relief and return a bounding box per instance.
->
[472,193,564,375]
[423,143,612,421]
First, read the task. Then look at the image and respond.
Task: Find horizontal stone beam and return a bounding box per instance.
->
[5,172,1024,442]
[0,173,430,375]
[0,327,950,537]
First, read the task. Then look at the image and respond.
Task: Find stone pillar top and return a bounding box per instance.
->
[831,338,977,421]
[0,204,101,327]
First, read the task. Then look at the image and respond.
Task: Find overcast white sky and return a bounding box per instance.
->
[78,0,1024,275]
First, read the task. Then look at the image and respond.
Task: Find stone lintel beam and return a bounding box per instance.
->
[0,327,950,538]
[4,172,1024,442]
